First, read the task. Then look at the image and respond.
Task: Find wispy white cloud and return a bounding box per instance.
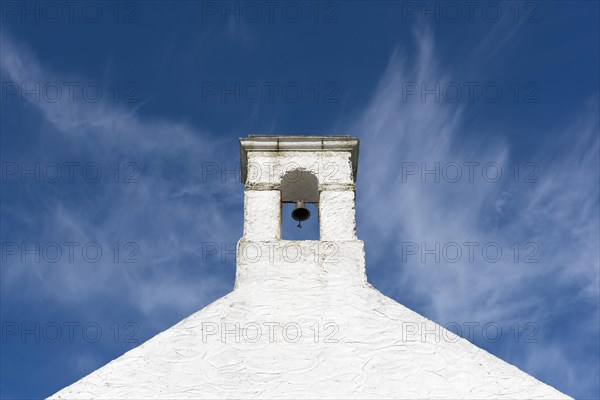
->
[1,33,241,325]
[352,28,599,397]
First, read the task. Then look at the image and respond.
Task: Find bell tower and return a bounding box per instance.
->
[236,135,366,289]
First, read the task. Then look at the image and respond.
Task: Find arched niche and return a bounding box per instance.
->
[280,169,319,204]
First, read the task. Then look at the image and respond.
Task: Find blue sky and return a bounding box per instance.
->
[1,1,598,398]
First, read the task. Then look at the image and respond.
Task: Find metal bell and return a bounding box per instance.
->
[291,200,310,228]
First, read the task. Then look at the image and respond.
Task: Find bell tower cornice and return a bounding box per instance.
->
[239,135,359,184]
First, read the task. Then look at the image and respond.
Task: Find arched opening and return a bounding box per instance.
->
[281,170,319,240]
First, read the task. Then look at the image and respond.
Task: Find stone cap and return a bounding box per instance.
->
[239,135,360,183]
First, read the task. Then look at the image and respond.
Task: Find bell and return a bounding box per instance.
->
[291,200,310,228]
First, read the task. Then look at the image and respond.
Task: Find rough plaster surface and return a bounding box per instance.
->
[246,151,354,186]
[244,190,281,241]
[52,240,568,399]
[52,138,570,399]
[320,190,357,241]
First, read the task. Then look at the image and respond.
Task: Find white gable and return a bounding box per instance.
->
[51,136,569,399]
